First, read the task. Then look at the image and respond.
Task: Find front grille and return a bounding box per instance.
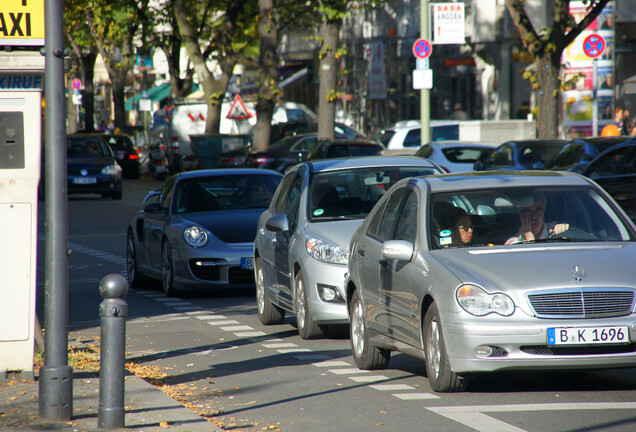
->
[229,267,254,285]
[521,344,636,356]
[527,288,635,318]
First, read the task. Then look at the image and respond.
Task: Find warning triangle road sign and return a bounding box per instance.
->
[226,94,253,120]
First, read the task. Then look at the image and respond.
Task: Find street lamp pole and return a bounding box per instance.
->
[420,0,431,144]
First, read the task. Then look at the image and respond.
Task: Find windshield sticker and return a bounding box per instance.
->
[440,237,453,246]
[440,230,452,237]
[313,209,325,216]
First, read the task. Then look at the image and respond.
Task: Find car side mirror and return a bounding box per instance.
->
[265,214,290,233]
[381,240,414,262]
[144,202,167,214]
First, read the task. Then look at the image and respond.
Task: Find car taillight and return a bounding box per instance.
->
[129,154,139,160]
[251,156,270,166]
[156,159,165,166]
[221,157,237,163]
[171,137,180,155]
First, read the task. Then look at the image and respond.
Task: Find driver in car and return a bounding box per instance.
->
[505,194,570,244]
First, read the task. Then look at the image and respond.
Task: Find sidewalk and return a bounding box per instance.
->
[1,367,224,432]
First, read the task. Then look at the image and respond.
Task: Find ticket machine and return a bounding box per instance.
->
[0,53,44,378]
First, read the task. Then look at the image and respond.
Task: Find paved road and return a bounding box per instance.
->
[35,176,636,432]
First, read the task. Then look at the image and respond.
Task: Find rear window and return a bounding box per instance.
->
[67,137,111,158]
[106,136,134,152]
[442,147,494,163]
[325,144,383,158]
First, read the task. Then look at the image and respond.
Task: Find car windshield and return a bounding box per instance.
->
[175,174,281,213]
[442,146,494,163]
[430,186,635,249]
[309,166,439,221]
[519,143,564,169]
[106,136,134,152]
[67,138,110,158]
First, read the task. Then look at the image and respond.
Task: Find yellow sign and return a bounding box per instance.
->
[0,0,45,46]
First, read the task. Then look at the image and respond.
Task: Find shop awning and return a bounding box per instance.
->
[125,83,171,111]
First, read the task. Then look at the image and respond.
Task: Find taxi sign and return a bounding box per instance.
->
[0,0,45,46]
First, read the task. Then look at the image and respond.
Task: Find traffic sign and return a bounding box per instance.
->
[583,34,606,58]
[226,94,252,120]
[72,78,82,90]
[413,38,433,59]
[416,58,429,70]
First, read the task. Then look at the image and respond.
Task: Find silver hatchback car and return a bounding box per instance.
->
[346,171,636,392]
[254,157,443,339]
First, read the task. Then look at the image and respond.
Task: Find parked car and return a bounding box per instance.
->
[66,133,122,199]
[413,140,498,173]
[546,136,635,173]
[474,139,568,171]
[583,141,636,222]
[346,170,636,392]
[105,133,140,179]
[305,138,385,161]
[253,157,443,339]
[373,123,422,152]
[245,133,321,173]
[269,121,363,143]
[126,169,283,295]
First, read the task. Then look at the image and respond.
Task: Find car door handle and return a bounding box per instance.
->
[358,248,365,256]
[379,258,388,267]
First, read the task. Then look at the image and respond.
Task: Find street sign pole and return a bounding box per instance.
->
[582,34,605,136]
[593,59,598,136]
[39,0,73,420]
[420,0,430,145]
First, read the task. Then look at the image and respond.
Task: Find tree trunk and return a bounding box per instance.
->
[82,52,97,131]
[252,0,278,152]
[318,19,340,141]
[534,53,560,139]
[111,73,127,130]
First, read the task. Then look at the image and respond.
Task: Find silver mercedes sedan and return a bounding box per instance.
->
[346,170,636,392]
[254,156,443,339]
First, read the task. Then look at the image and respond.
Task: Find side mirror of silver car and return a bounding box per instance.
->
[265,214,290,233]
[381,240,414,262]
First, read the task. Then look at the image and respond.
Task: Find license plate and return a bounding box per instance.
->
[241,257,253,270]
[547,326,629,346]
[155,164,167,173]
[73,177,97,184]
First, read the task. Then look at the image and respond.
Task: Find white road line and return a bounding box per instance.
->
[207,320,240,326]
[427,402,636,432]
[393,393,439,400]
[369,384,415,391]
[164,302,192,306]
[262,343,298,349]
[220,325,253,331]
[196,315,228,320]
[174,306,203,311]
[313,361,350,367]
[234,331,267,338]
[277,348,312,353]
[142,293,164,297]
[295,354,331,361]
[329,368,370,375]
[152,297,181,302]
[348,375,388,383]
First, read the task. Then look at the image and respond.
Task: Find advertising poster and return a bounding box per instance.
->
[561,1,614,137]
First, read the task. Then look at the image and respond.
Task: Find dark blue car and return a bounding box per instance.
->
[546,136,636,173]
[474,139,568,171]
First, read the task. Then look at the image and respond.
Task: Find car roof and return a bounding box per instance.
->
[570,136,636,146]
[412,170,591,193]
[175,168,283,181]
[427,140,498,148]
[318,138,383,146]
[304,155,441,173]
[503,139,569,146]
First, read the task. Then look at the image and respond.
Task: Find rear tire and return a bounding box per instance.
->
[349,289,389,369]
[294,269,325,339]
[161,241,176,296]
[255,257,285,325]
[424,302,467,392]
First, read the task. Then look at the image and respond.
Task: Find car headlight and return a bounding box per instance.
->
[306,236,348,264]
[184,225,208,247]
[456,284,515,317]
[102,164,120,175]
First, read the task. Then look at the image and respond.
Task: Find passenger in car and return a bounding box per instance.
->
[505,195,569,244]
[433,202,473,247]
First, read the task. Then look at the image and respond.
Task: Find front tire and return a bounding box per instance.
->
[294,269,325,339]
[126,229,148,290]
[161,241,176,296]
[350,289,389,369]
[424,302,467,392]
[255,257,285,325]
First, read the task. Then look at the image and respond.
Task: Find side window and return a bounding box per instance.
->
[161,177,176,209]
[366,200,388,238]
[375,187,407,241]
[403,129,421,147]
[418,144,433,158]
[285,175,303,231]
[492,145,512,166]
[273,174,296,214]
[587,146,632,179]
[394,190,418,243]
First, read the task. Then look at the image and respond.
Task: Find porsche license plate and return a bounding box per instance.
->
[547,326,629,346]
[241,257,253,270]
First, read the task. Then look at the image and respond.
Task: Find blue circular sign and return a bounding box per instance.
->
[413,38,432,59]
[583,34,605,58]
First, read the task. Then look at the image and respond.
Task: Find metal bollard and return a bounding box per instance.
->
[97,274,128,429]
